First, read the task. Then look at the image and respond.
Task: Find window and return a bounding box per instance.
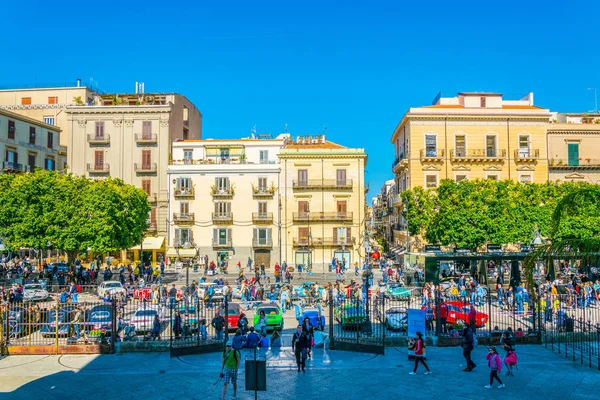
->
[180,202,190,214]
[142,150,152,168]
[214,201,231,215]
[297,169,308,185]
[29,127,36,145]
[7,120,15,139]
[455,175,467,183]
[337,200,347,214]
[480,97,486,108]
[175,228,192,247]
[142,180,151,196]
[518,135,530,157]
[219,148,230,161]
[94,151,104,169]
[259,150,269,164]
[254,228,271,245]
[48,96,58,104]
[487,174,499,181]
[258,202,267,214]
[298,227,310,243]
[425,175,438,188]
[43,116,55,125]
[298,201,309,214]
[425,134,437,157]
[21,97,31,105]
[176,177,192,191]
[486,135,497,157]
[183,149,193,164]
[334,227,351,244]
[150,207,157,227]
[183,106,189,126]
[258,177,267,191]
[519,174,532,184]
[5,149,18,166]
[336,169,347,186]
[45,158,55,171]
[183,128,189,140]
[95,121,105,139]
[568,143,579,166]
[213,228,230,246]
[28,154,36,171]
[455,135,466,157]
[47,131,53,149]
[215,177,230,191]
[142,121,152,139]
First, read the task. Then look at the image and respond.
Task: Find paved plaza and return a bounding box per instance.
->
[0,344,598,400]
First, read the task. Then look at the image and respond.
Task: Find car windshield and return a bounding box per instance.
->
[259,307,279,315]
[90,311,111,320]
[344,307,365,316]
[388,283,402,288]
[228,307,240,316]
[135,310,157,317]
[25,284,43,290]
[105,283,122,288]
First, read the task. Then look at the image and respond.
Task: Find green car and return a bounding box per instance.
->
[384,283,412,300]
[253,302,284,331]
[335,304,366,330]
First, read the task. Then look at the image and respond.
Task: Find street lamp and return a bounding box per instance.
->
[403,204,409,254]
[183,241,191,288]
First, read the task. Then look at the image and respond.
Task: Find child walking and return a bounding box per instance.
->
[409,332,431,375]
[485,347,505,389]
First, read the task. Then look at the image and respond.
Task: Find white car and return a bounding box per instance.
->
[23,283,49,301]
[97,281,126,298]
[130,306,163,333]
[197,283,224,300]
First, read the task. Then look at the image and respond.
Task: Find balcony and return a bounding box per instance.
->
[252,212,273,224]
[174,188,195,199]
[549,158,600,169]
[293,237,317,247]
[391,193,402,207]
[392,153,409,172]
[514,149,540,162]
[292,179,353,190]
[86,163,110,174]
[87,134,110,145]
[135,133,158,144]
[212,212,233,225]
[252,238,273,248]
[212,238,232,248]
[147,192,157,203]
[134,163,157,173]
[2,161,23,172]
[450,149,506,162]
[252,185,276,198]
[420,149,445,162]
[211,187,234,198]
[292,211,353,222]
[173,213,195,224]
[322,237,356,247]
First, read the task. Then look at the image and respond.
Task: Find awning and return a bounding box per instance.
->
[131,236,165,251]
[166,248,198,258]
[390,246,406,255]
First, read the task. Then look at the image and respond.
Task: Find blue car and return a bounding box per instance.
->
[295,304,326,331]
[85,305,115,331]
[40,306,75,337]
[47,262,69,273]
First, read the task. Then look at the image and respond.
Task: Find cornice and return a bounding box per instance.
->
[65,106,171,115]
[279,153,367,160]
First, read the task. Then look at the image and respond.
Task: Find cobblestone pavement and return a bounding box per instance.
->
[0,344,598,400]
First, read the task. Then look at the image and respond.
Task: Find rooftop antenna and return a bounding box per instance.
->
[322,125,327,134]
[250,125,257,139]
[284,123,288,133]
[587,88,598,113]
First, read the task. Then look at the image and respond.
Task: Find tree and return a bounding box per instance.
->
[0,170,150,269]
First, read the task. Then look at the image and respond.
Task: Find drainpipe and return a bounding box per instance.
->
[507,117,511,180]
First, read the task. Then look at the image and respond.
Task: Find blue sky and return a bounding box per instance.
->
[3,0,599,192]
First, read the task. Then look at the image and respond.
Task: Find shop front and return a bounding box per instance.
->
[130,236,166,267]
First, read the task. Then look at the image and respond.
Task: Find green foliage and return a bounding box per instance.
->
[0,170,150,263]
[400,186,436,237]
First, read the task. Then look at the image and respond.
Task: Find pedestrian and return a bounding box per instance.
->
[462,322,476,371]
[500,331,516,376]
[292,324,309,372]
[485,346,505,389]
[245,327,260,348]
[232,329,246,350]
[220,340,241,400]
[151,314,161,340]
[173,310,182,339]
[257,310,268,336]
[409,331,431,375]
[238,313,249,334]
[71,306,83,340]
[211,310,225,340]
[301,316,314,358]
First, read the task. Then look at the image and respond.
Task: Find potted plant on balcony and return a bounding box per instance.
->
[210,184,217,195]
[586,158,591,164]
[269,183,277,194]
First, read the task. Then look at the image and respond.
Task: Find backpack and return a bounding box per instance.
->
[505,351,518,366]
[223,349,240,363]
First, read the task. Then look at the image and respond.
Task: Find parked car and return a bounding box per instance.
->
[40,306,75,337]
[383,307,408,331]
[47,262,69,273]
[97,281,126,298]
[85,305,115,331]
[131,306,163,333]
[23,283,49,302]
[224,302,242,332]
[295,304,326,331]
[293,282,326,299]
[384,282,412,301]
[197,283,224,300]
[334,303,366,330]
[133,287,153,301]
[424,301,489,327]
[253,302,284,331]
[178,303,198,332]
[3,307,27,338]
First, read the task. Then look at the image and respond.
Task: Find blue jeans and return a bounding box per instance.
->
[73,324,81,339]
[216,328,223,340]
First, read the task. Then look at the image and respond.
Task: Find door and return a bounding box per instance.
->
[455,135,466,157]
[337,200,347,217]
[297,169,308,186]
[486,135,497,157]
[142,121,152,140]
[95,122,105,139]
[336,169,347,186]
[298,227,309,245]
[568,143,579,166]
[142,150,152,169]
[298,201,309,219]
[254,249,271,269]
[94,151,104,169]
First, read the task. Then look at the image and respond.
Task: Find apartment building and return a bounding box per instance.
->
[0,108,66,173]
[279,135,367,272]
[65,93,202,263]
[166,135,286,267]
[0,80,96,147]
[547,113,600,183]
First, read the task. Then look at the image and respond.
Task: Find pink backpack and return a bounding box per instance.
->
[505,351,518,366]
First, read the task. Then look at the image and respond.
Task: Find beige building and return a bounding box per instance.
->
[0,108,66,173]
[65,92,202,265]
[547,113,600,183]
[166,135,287,267]
[0,80,96,147]
[279,136,367,272]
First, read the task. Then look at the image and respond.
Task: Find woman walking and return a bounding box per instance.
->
[409,332,431,375]
[485,347,505,389]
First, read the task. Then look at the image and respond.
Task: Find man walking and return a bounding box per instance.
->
[212,310,226,340]
[292,324,309,372]
[220,340,241,400]
[462,322,476,371]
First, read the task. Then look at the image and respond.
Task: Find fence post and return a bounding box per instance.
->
[382,290,386,349]
[224,297,229,350]
[55,300,59,355]
[435,295,441,337]
[169,298,173,356]
[328,288,334,350]
[111,299,117,353]
[487,289,492,338]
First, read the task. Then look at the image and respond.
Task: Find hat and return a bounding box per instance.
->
[226,340,232,347]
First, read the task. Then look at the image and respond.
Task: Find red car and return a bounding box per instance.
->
[423,301,489,327]
[134,288,152,300]
[222,302,242,331]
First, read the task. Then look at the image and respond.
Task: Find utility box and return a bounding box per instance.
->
[245,358,266,391]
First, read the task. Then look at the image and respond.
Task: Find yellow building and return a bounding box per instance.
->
[547,113,600,183]
[279,135,367,272]
[390,92,551,250]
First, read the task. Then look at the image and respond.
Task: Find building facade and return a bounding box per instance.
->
[547,113,600,183]
[0,108,66,173]
[65,93,202,262]
[279,136,367,272]
[0,81,96,147]
[166,136,287,267]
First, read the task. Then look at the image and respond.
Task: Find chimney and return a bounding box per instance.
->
[76,78,81,87]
